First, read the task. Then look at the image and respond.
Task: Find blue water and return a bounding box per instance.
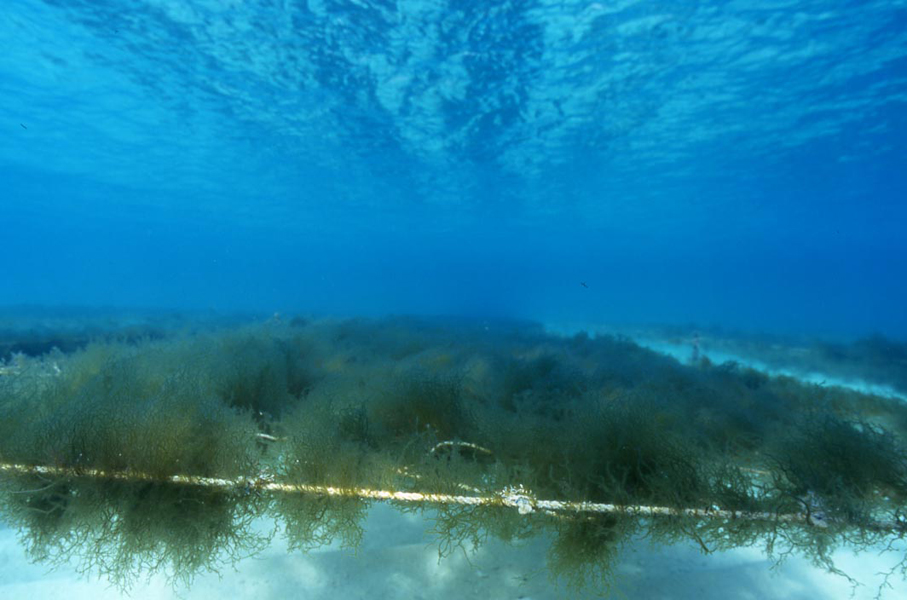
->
[2,0,906,338]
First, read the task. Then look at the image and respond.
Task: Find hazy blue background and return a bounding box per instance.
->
[2,0,905,338]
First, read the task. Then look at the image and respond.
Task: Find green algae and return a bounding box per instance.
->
[0,317,905,593]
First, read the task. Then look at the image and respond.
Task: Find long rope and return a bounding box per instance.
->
[4,461,903,534]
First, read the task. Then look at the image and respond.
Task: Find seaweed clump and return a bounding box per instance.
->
[0,334,270,588]
[772,416,907,527]
[547,515,635,593]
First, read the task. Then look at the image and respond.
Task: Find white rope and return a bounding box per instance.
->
[2,461,889,531]
[428,440,494,457]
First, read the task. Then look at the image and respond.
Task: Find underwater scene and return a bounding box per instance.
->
[1,1,906,599]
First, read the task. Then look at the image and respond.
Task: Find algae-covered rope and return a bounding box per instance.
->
[2,461,902,533]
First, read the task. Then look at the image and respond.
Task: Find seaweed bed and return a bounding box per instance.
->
[611,323,907,397]
[0,313,905,594]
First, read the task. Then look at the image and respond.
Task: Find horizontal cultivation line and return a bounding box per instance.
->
[3,461,901,533]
